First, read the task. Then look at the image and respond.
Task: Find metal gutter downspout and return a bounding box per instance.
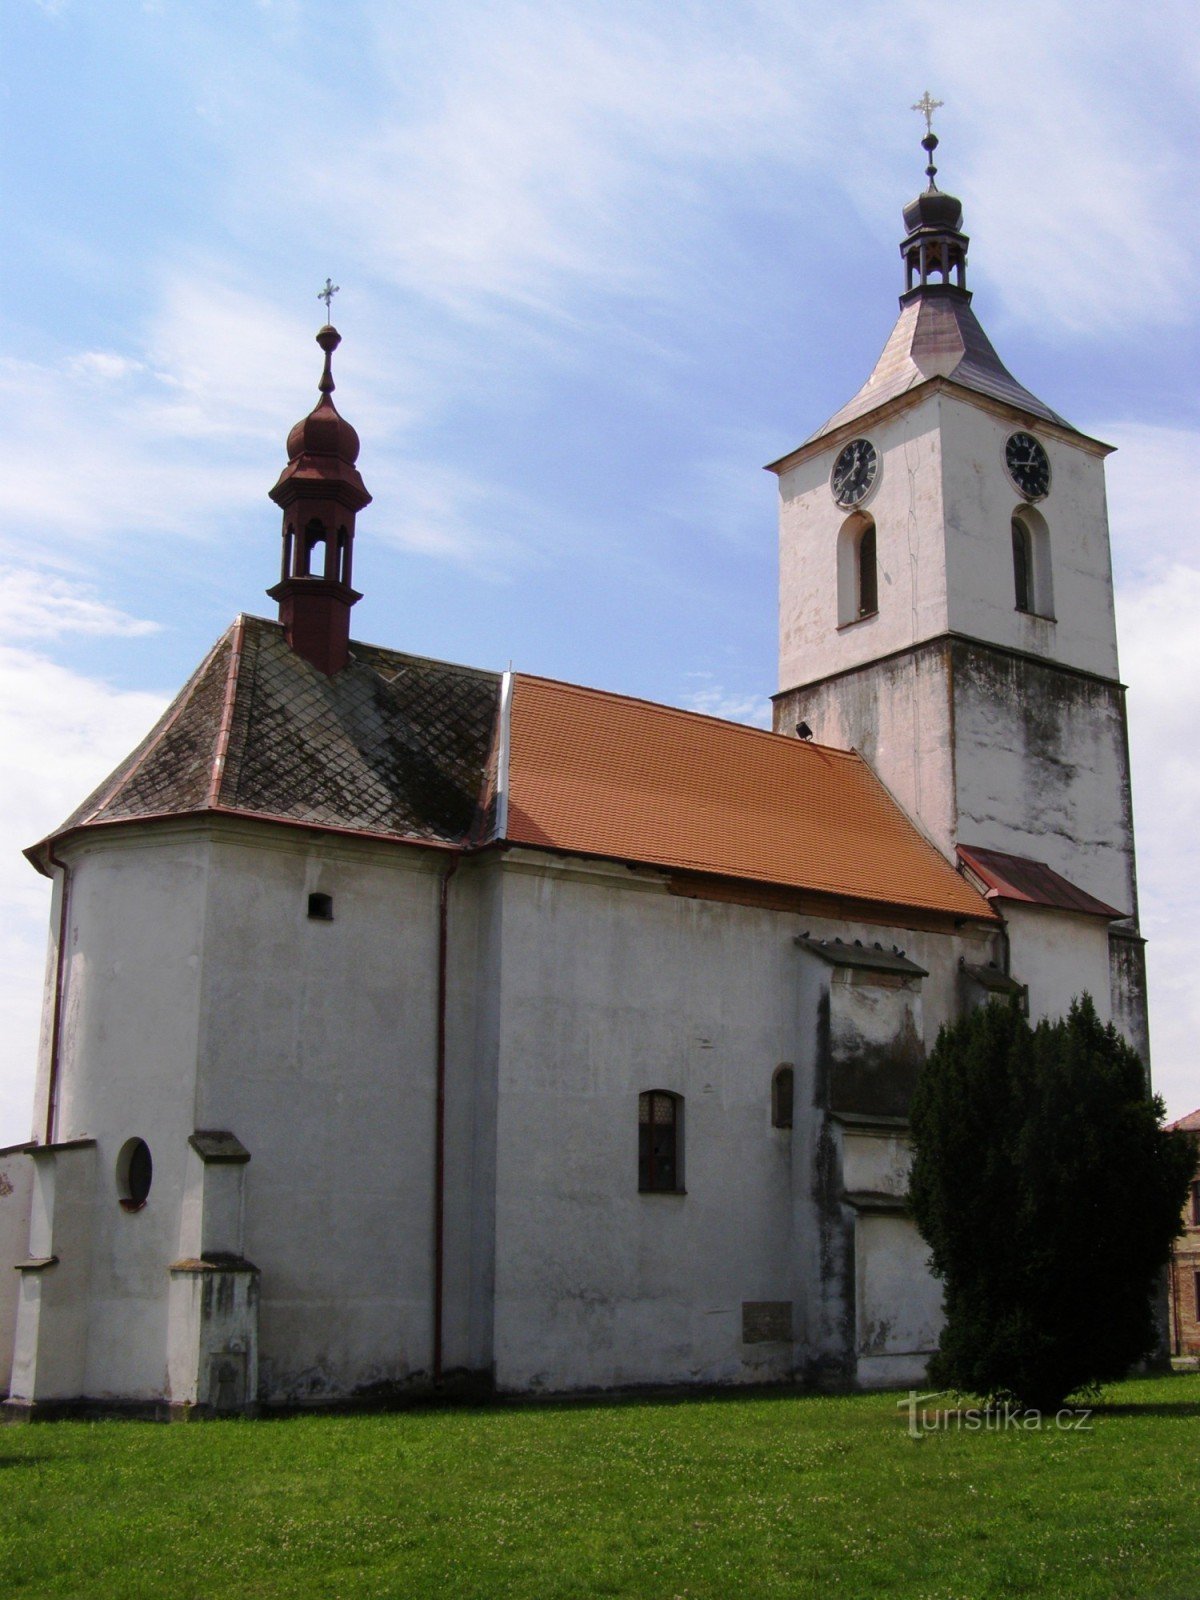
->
[43,846,73,1145]
[433,850,461,1384]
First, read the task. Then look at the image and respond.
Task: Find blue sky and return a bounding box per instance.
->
[2,0,1198,1137]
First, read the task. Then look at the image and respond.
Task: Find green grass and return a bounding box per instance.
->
[1,1375,1198,1599]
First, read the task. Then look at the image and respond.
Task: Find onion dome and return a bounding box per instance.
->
[898,126,969,299]
[270,325,371,513]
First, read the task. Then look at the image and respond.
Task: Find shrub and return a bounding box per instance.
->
[908,995,1194,1411]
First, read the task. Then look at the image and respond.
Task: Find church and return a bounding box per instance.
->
[0,126,1149,1416]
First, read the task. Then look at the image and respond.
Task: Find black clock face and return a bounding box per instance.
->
[830,438,878,508]
[1005,432,1050,500]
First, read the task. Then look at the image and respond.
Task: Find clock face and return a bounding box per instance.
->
[1005,432,1050,500]
[830,438,879,508]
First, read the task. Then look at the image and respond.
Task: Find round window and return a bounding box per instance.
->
[116,1138,153,1210]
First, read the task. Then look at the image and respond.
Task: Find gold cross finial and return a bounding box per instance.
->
[911,91,943,136]
[318,277,340,320]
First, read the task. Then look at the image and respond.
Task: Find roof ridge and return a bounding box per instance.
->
[76,621,238,828]
[513,672,861,760]
[208,615,247,807]
[239,615,502,685]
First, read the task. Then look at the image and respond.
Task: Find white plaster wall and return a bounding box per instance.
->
[48,830,210,1400]
[0,1148,33,1394]
[1004,904,1115,1028]
[775,649,958,857]
[939,397,1119,680]
[953,660,1137,921]
[778,395,948,694]
[489,858,806,1393]
[487,855,1001,1394]
[855,1212,942,1385]
[194,824,448,1404]
[841,1132,910,1199]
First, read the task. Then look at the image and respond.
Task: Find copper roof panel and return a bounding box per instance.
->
[957,843,1122,919]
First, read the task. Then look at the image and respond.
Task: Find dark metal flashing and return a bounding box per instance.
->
[27,1138,95,1159]
[960,959,1026,995]
[188,1131,251,1165]
[828,1110,910,1135]
[795,935,928,977]
[841,1189,909,1214]
[168,1254,260,1274]
[0,1140,36,1158]
[774,630,1126,706]
[14,1257,59,1271]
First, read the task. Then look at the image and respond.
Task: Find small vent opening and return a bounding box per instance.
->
[308,892,334,921]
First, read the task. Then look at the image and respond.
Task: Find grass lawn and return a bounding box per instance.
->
[1,1373,1198,1599]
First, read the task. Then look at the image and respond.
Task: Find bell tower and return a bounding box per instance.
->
[268,320,371,675]
[769,112,1147,1056]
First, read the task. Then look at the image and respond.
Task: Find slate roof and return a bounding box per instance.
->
[32,617,995,923]
[772,289,1075,464]
[957,843,1123,919]
[502,674,993,921]
[32,615,502,861]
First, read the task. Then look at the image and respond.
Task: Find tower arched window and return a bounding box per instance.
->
[1011,507,1054,621]
[1012,517,1032,613]
[837,514,879,627]
[638,1090,683,1193]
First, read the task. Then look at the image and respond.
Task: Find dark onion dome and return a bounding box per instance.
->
[903,129,964,234]
[902,185,964,235]
[271,324,370,512]
[283,326,362,466]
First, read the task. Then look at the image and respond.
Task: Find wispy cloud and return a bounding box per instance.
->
[0,637,169,1141]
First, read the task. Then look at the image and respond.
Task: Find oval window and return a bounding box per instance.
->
[116,1138,153,1210]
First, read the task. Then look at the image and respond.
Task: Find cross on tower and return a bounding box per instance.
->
[911,91,943,136]
[318,277,340,319]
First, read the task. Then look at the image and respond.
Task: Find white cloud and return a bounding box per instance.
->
[1117,559,1200,1121]
[680,672,772,728]
[0,568,161,641]
[0,643,169,1144]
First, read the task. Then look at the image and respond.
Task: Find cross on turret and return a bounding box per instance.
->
[318,277,340,320]
[911,91,943,135]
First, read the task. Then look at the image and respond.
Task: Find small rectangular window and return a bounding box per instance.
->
[1191,1182,1200,1227]
[308,893,334,921]
[638,1091,683,1193]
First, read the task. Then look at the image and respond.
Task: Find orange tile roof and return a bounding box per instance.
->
[503,675,994,921]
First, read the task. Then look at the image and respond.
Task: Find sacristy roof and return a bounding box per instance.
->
[31,616,994,924]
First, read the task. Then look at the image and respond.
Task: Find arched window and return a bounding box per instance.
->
[638,1090,683,1193]
[771,1065,794,1130]
[837,514,879,626]
[1011,507,1054,620]
[1012,517,1032,613]
[858,522,878,617]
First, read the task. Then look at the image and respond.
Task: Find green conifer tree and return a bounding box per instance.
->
[908,996,1193,1410]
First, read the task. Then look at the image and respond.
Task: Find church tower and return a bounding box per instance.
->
[770,114,1148,1056]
